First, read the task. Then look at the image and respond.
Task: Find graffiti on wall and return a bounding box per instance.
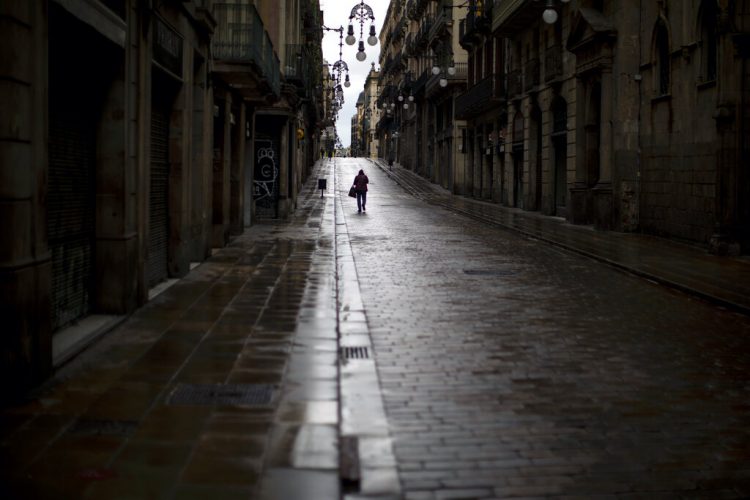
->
[254,139,279,216]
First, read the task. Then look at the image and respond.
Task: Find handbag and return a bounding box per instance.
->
[348,186,357,198]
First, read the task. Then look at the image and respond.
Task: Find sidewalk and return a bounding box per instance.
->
[371,159,750,315]
[0,160,342,499]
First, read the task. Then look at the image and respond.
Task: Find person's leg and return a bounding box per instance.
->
[362,191,367,211]
[356,192,362,212]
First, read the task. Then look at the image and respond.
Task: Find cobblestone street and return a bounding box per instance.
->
[336,158,750,499]
[2,158,750,499]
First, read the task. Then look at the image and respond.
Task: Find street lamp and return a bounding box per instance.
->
[345,1,377,62]
[432,55,456,88]
[539,0,570,24]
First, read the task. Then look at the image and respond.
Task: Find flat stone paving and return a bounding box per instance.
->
[336,158,750,499]
[0,161,340,499]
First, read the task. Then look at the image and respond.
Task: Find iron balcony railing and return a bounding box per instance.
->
[411,67,431,93]
[284,44,309,88]
[455,72,506,119]
[459,0,492,45]
[417,17,433,47]
[393,17,407,42]
[212,3,280,97]
[429,2,452,42]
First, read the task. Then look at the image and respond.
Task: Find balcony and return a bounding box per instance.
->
[392,17,407,43]
[544,45,563,82]
[417,17,433,48]
[459,0,492,48]
[493,0,552,35]
[212,3,280,99]
[455,73,506,119]
[428,0,454,44]
[523,57,540,92]
[403,33,415,56]
[411,67,431,94]
[284,44,309,91]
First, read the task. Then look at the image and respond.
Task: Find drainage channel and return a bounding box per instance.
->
[334,158,401,499]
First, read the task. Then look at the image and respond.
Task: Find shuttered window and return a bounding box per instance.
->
[48,108,95,329]
[148,105,170,287]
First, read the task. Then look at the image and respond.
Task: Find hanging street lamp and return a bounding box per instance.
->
[345,1,377,62]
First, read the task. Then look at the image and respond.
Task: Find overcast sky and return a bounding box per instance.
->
[320,0,388,148]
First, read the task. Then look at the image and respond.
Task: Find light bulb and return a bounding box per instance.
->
[368,25,377,46]
[447,66,456,76]
[432,66,440,75]
[408,95,414,102]
[344,80,351,87]
[439,78,447,87]
[356,50,367,61]
[346,34,356,45]
[398,95,404,101]
[542,8,558,24]
[403,103,408,109]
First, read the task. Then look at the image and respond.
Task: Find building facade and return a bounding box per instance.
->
[363,65,382,158]
[378,0,468,192]
[0,0,323,396]
[391,0,748,254]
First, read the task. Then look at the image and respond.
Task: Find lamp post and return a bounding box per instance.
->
[345,1,378,62]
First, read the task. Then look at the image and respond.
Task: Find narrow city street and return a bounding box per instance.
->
[2,159,750,499]
[336,158,750,499]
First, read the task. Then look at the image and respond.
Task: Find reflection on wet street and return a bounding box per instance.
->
[337,157,750,499]
[2,157,750,499]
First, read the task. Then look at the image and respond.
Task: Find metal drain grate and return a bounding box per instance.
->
[69,418,139,437]
[167,383,274,406]
[463,269,517,277]
[340,346,370,359]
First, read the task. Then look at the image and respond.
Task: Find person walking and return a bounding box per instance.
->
[352,169,369,213]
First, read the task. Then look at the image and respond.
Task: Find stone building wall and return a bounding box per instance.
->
[638,0,722,244]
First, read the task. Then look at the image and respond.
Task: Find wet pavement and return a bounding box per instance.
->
[2,157,750,499]
[373,160,750,315]
[336,158,750,499]
[0,159,342,499]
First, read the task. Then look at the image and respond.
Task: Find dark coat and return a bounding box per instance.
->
[353,174,369,192]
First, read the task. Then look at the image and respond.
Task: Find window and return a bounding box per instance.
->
[654,20,671,96]
[699,0,718,82]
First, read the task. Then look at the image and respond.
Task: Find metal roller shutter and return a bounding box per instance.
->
[148,105,170,288]
[48,108,95,330]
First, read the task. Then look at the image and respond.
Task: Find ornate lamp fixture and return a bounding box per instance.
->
[538,0,571,24]
[431,50,456,88]
[321,25,352,89]
[345,1,377,62]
